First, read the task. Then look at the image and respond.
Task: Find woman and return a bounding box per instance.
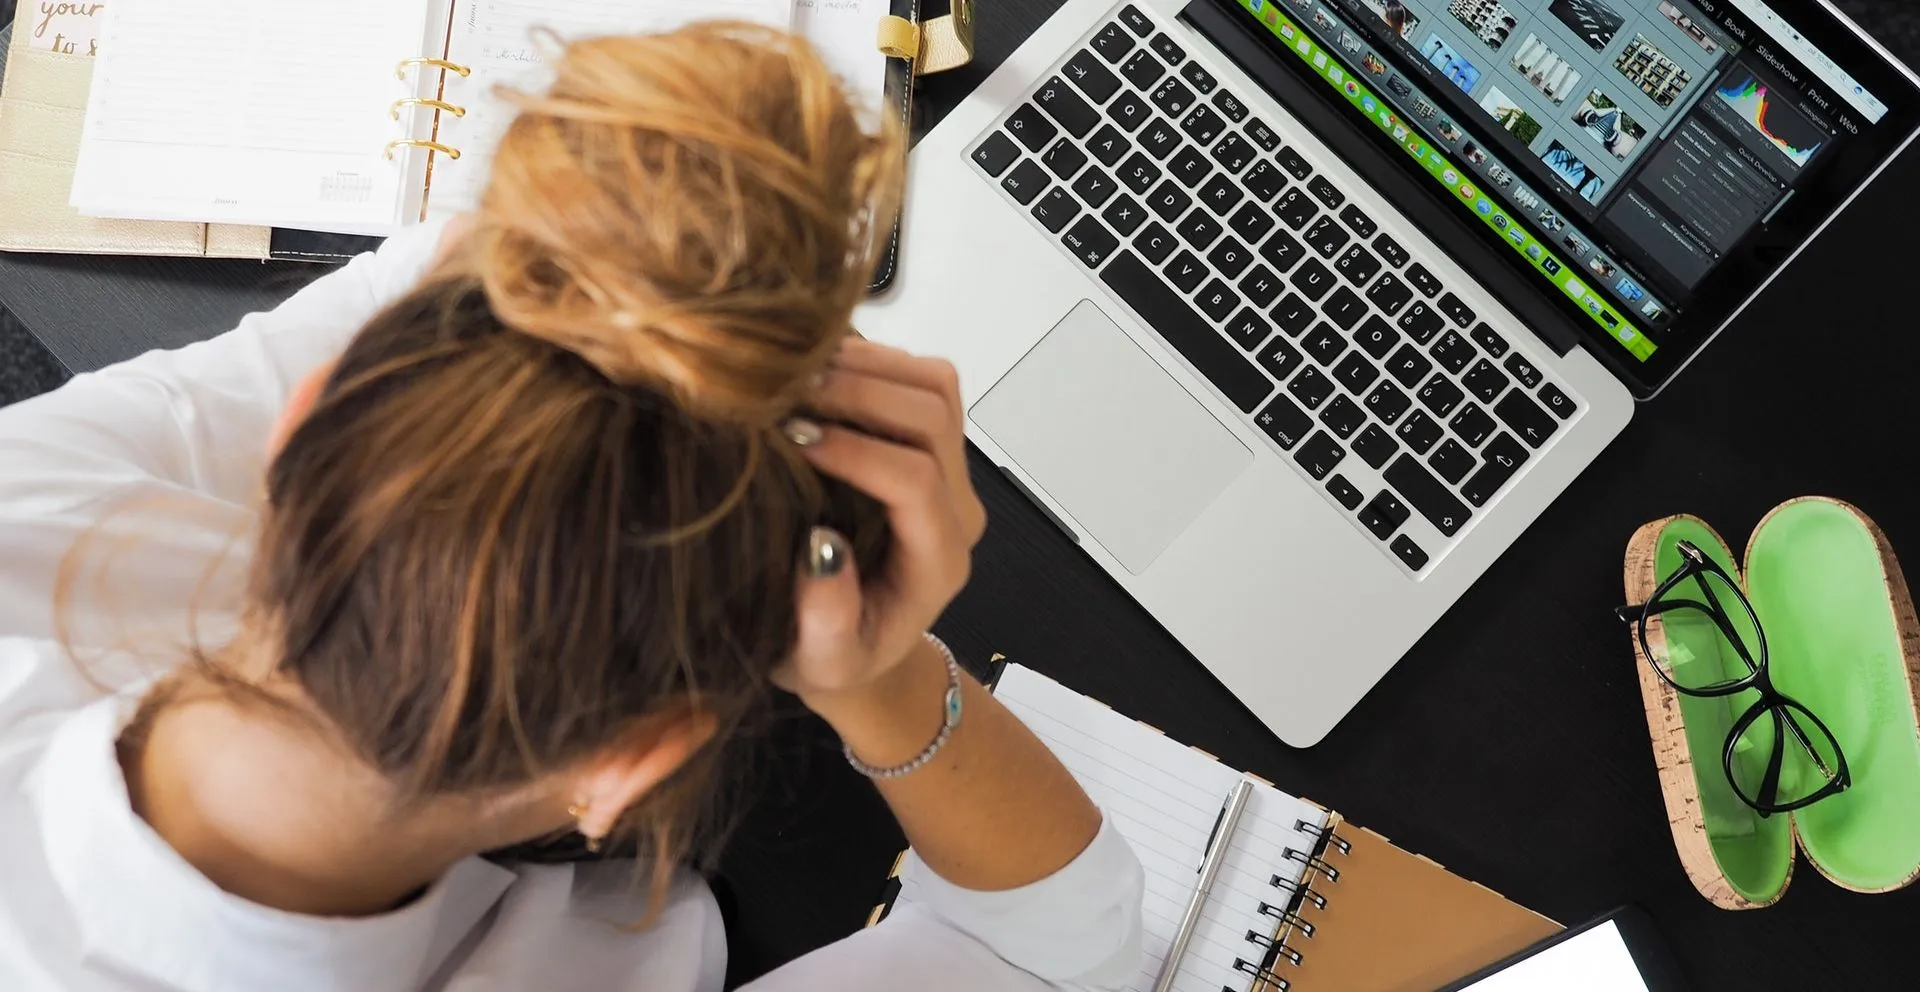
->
[0,24,1144,991]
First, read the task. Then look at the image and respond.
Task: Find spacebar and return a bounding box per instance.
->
[1100,251,1274,413]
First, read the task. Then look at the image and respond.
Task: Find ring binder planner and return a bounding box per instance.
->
[386,139,462,161]
[392,98,467,120]
[395,57,472,80]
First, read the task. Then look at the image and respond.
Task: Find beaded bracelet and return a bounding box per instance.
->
[843,633,964,780]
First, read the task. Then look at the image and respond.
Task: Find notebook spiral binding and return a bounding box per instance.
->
[388,58,472,162]
[1225,816,1353,992]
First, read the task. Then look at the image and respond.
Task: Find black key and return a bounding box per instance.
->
[1495,391,1559,449]
[1061,216,1119,268]
[1339,205,1377,239]
[1118,5,1154,35]
[1366,272,1414,315]
[1387,344,1433,388]
[1226,308,1272,350]
[1355,315,1399,359]
[1106,92,1152,132]
[1164,250,1207,292]
[1288,366,1336,409]
[1289,258,1336,301]
[1228,202,1275,244]
[1146,180,1192,221]
[1461,358,1509,404]
[1302,324,1346,367]
[1256,394,1314,449]
[1212,90,1249,122]
[1294,431,1346,480]
[1238,265,1283,308]
[1030,188,1080,233]
[1117,152,1161,194]
[1431,330,1477,375]
[1461,433,1529,506]
[1211,133,1255,174]
[1320,395,1365,438]
[1198,174,1244,216]
[1245,117,1281,151]
[1365,380,1411,424]
[1374,234,1409,268]
[1256,335,1303,381]
[1006,103,1058,152]
[1207,236,1253,278]
[1176,210,1223,250]
[1398,301,1444,344]
[1260,231,1305,274]
[1449,403,1496,447]
[1036,77,1099,137]
[1179,62,1217,94]
[1504,353,1543,388]
[1323,287,1368,331]
[1149,78,1196,118]
[1120,50,1165,90]
[1437,292,1476,327]
[1359,490,1410,540]
[1327,474,1364,511]
[1101,252,1273,413]
[972,132,1020,176]
[1405,262,1443,297]
[1091,22,1136,63]
[1430,439,1475,485]
[1539,382,1576,419]
[1042,138,1089,180]
[1470,323,1510,358]
[1244,160,1288,201]
[1140,119,1182,158]
[1064,50,1122,104]
[1386,455,1471,536]
[1274,188,1318,229]
[1001,159,1050,204]
[1396,410,1442,453]
[1335,353,1380,394]
[1102,193,1148,236]
[1336,244,1383,287]
[1353,424,1398,469]
[1194,279,1240,322]
[1416,374,1465,418]
[1086,125,1132,166]
[1304,215,1352,258]
[1072,167,1119,208]
[1275,145,1312,180]
[1271,293,1314,336]
[1134,222,1177,264]
[1307,175,1344,209]
[1391,535,1429,570]
[1180,104,1226,145]
[1149,33,1186,65]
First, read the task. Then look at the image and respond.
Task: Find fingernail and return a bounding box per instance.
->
[808,527,848,578]
[784,418,825,447]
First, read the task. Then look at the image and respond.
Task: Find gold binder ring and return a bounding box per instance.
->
[386,139,462,161]
[391,98,468,121]
[395,57,472,80]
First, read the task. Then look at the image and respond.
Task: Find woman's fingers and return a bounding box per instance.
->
[774,527,866,694]
[809,368,962,479]
[792,421,969,599]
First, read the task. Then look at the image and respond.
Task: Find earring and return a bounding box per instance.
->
[568,801,604,854]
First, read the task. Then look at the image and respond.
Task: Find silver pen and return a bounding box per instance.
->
[1152,777,1255,992]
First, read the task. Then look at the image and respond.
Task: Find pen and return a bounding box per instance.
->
[1152,777,1254,992]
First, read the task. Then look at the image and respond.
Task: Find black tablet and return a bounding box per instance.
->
[1438,906,1690,991]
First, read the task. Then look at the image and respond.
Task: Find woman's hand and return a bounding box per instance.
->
[774,339,987,710]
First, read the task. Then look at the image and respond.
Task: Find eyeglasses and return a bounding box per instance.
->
[1615,540,1850,816]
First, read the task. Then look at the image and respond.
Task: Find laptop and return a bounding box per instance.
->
[858,0,1920,746]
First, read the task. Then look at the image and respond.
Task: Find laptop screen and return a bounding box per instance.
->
[1215,0,1919,391]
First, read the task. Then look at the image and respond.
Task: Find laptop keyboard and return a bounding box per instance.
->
[966,4,1584,575]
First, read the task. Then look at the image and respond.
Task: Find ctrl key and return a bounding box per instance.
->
[1358,491,1410,541]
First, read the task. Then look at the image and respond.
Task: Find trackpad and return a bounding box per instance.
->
[972,301,1252,575]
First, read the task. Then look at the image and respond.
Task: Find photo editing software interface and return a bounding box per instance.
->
[1234,0,1891,364]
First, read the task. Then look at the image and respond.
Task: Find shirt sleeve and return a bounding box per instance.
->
[0,219,451,648]
[741,815,1145,992]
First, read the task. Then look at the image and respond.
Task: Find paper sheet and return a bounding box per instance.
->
[26,1,108,56]
[794,0,893,120]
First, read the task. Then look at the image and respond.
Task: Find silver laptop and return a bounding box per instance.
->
[859,0,1920,745]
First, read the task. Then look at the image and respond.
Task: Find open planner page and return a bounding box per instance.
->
[70,0,444,235]
[897,666,1331,992]
[794,0,895,123]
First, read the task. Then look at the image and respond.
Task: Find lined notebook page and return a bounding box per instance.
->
[70,0,442,234]
[794,0,894,122]
[899,666,1331,992]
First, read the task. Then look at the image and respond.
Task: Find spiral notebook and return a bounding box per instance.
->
[876,666,1560,991]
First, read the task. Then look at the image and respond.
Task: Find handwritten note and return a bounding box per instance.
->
[794,0,891,120]
[31,1,107,57]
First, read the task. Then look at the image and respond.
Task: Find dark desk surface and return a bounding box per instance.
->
[8,3,1920,989]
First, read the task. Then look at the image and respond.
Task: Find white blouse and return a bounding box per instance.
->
[0,220,1146,992]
